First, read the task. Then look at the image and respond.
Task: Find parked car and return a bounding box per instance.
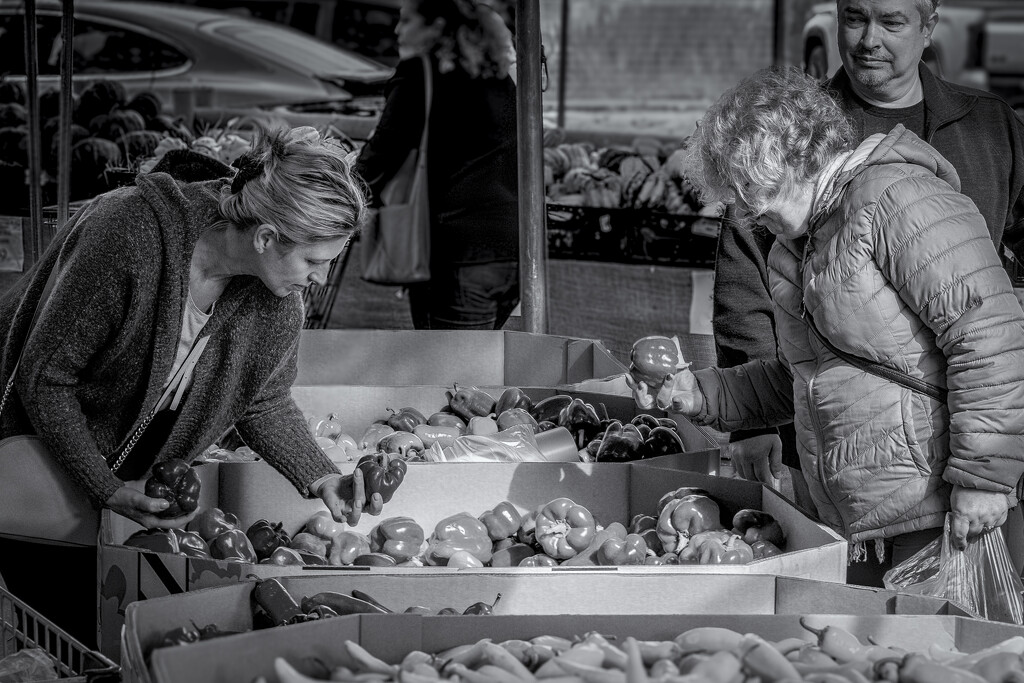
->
[801,0,1024,110]
[0,0,394,114]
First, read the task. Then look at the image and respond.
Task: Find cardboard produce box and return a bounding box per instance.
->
[149,611,1023,683]
[98,465,844,659]
[123,575,953,683]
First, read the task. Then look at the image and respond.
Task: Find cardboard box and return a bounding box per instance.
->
[123,575,952,683]
[98,466,844,659]
[295,330,628,387]
[149,611,1024,683]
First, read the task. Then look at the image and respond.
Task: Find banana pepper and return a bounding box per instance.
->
[534,497,596,560]
[424,513,493,565]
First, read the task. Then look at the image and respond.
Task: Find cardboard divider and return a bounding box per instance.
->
[124,575,953,683]
[149,612,1024,683]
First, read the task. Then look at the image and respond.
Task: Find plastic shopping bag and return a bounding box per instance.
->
[883,513,1024,624]
[424,425,545,463]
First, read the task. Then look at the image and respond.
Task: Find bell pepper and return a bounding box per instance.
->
[530,394,573,424]
[246,519,291,561]
[468,416,500,435]
[556,398,603,449]
[426,412,467,432]
[144,458,202,518]
[328,530,372,566]
[496,408,539,432]
[534,497,597,560]
[583,438,602,462]
[519,553,559,567]
[122,528,211,559]
[490,543,535,567]
[308,413,344,441]
[732,509,786,548]
[414,424,461,449]
[172,529,213,559]
[517,510,537,546]
[447,549,484,568]
[369,516,425,562]
[378,431,425,458]
[305,510,345,540]
[657,494,724,555]
[496,387,533,415]
[261,546,306,566]
[209,528,258,563]
[560,522,627,566]
[290,532,329,558]
[678,530,753,564]
[356,452,407,503]
[187,507,240,544]
[425,513,493,565]
[595,421,646,462]
[631,414,661,431]
[596,533,649,565]
[386,406,427,433]
[352,552,398,567]
[157,624,201,649]
[644,426,686,459]
[446,384,496,422]
[657,486,713,516]
[479,501,523,541]
[359,423,395,450]
[629,335,686,389]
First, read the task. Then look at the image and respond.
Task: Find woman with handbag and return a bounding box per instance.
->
[0,126,385,643]
[355,0,520,330]
[628,67,1024,587]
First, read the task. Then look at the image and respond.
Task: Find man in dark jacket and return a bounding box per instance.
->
[712,0,1024,518]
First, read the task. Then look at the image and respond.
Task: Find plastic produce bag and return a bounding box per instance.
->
[425,424,544,462]
[0,649,59,683]
[883,513,1024,624]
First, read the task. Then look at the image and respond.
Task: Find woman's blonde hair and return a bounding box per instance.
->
[219,125,366,245]
[688,66,855,220]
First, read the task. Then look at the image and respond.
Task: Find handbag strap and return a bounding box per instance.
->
[804,311,947,402]
[418,53,433,152]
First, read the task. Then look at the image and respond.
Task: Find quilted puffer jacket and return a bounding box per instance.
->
[692,126,1024,542]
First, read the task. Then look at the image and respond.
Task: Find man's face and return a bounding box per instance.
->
[837,0,937,102]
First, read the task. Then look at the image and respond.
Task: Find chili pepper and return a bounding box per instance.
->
[535,497,597,560]
[804,674,853,683]
[480,640,536,681]
[557,398,603,449]
[446,384,496,422]
[253,578,305,626]
[261,546,305,565]
[951,638,1024,670]
[425,513,493,565]
[347,589,393,614]
[739,633,802,682]
[790,644,838,666]
[359,422,395,450]
[426,412,467,433]
[678,530,754,564]
[629,335,685,389]
[675,626,744,654]
[650,658,680,678]
[547,658,626,683]
[496,387,534,415]
[595,421,646,462]
[799,617,891,664]
[413,424,461,449]
[356,452,407,503]
[300,591,388,616]
[596,533,649,565]
[900,653,990,683]
[622,637,648,683]
[643,426,686,459]
[519,553,559,567]
[969,652,1024,683]
[246,519,290,561]
[352,552,398,567]
[491,543,535,567]
[463,593,502,615]
[387,406,427,433]
[144,458,202,518]
[733,509,786,548]
[378,431,425,458]
[327,530,371,566]
[209,528,258,563]
[186,507,240,543]
[689,650,742,683]
[657,494,723,555]
[343,640,399,677]
[479,501,523,541]
[496,408,539,432]
[530,394,574,424]
[793,659,875,678]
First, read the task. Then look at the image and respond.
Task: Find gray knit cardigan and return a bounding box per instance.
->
[0,173,337,505]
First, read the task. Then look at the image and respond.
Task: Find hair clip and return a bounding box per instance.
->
[230,153,263,194]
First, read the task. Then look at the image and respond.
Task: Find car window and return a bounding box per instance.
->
[211,21,389,77]
[71,19,188,74]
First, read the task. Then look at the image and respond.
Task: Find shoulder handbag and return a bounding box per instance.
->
[361,54,433,285]
[804,312,947,402]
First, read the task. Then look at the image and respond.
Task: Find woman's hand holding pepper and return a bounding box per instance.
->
[105,485,198,529]
[316,468,384,526]
[950,485,1011,550]
[625,367,704,416]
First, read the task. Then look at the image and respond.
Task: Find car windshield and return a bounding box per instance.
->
[208,21,390,79]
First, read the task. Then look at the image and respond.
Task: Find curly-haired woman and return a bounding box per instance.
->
[356,0,519,329]
[631,67,1024,586]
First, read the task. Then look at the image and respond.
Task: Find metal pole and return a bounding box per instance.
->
[23,0,44,266]
[516,0,548,334]
[772,0,786,66]
[556,0,569,129]
[57,0,75,229]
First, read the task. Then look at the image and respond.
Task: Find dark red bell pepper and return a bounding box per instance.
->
[246,519,291,561]
[209,529,258,563]
[534,498,596,560]
[496,387,534,415]
[369,516,425,562]
[643,426,686,459]
[596,533,649,566]
[678,530,754,564]
[122,528,211,559]
[187,507,240,544]
[556,398,603,449]
[657,494,724,556]
[732,509,786,548]
[530,395,573,424]
[144,458,201,518]
[479,501,523,541]
[172,529,212,559]
[356,453,407,503]
[386,406,427,433]
[424,513,493,565]
[595,421,646,462]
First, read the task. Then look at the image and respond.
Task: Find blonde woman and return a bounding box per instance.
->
[632,67,1024,586]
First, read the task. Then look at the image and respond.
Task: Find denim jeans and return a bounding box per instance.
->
[408,261,519,330]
